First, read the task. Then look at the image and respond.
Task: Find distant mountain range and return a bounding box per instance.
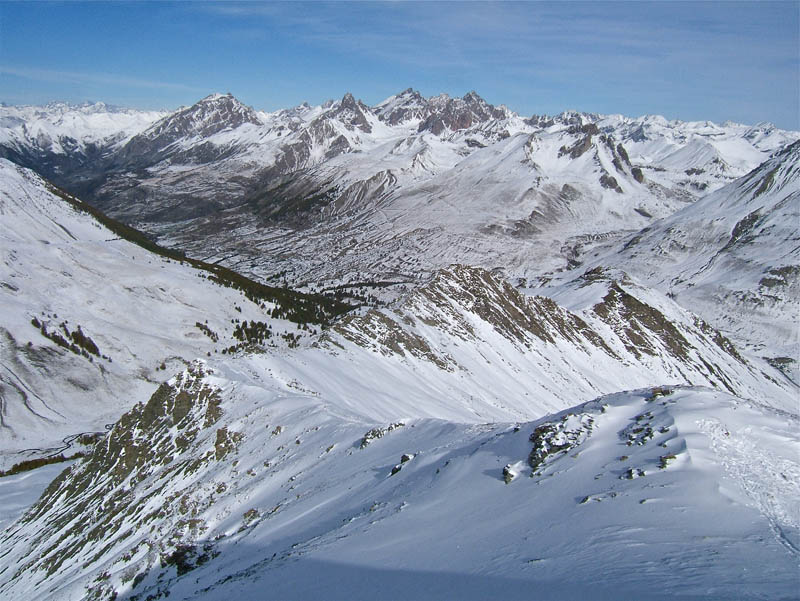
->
[2,90,796,356]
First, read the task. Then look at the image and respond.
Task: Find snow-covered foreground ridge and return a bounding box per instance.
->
[1,362,797,601]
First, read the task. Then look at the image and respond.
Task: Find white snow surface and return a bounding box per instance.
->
[1,364,797,600]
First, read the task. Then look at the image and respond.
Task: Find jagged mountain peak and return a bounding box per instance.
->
[349,88,512,133]
[339,91,358,108]
[378,87,426,105]
[374,88,428,125]
[417,90,508,135]
[461,90,486,105]
[334,91,372,115]
[199,92,234,102]
[321,92,374,133]
[134,92,260,142]
[551,110,597,126]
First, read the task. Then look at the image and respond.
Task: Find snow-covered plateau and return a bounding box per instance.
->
[0,90,798,600]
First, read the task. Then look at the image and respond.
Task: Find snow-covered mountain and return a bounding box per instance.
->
[0,101,164,153]
[1,92,798,601]
[0,101,165,178]
[573,140,800,367]
[2,91,796,282]
[113,93,263,169]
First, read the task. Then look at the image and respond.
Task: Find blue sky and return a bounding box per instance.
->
[1,1,798,128]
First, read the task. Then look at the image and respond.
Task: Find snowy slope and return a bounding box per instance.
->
[581,140,800,365]
[1,362,796,601]
[0,159,337,465]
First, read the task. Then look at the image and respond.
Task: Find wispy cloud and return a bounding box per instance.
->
[3,1,793,126]
[0,66,203,93]
[200,1,795,77]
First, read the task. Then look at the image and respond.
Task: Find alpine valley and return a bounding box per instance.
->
[0,90,798,600]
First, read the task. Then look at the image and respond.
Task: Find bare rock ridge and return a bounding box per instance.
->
[327,264,794,410]
[416,90,508,134]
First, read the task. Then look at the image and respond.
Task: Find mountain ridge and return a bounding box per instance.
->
[564,140,800,364]
[2,91,796,362]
